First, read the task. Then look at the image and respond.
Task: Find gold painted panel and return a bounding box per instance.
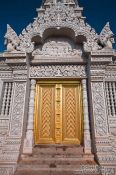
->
[62,84,82,144]
[34,84,55,144]
[34,81,82,145]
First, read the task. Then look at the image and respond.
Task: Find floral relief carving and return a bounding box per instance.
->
[91,82,108,136]
[30,65,86,78]
[10,82,26,137]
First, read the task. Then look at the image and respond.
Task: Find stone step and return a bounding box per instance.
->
[15,145,97,175]
[18,162,96,169]
[33,145,84,156]
[15,166,101,175]
[22,153,84,159]
[20,157,94,165]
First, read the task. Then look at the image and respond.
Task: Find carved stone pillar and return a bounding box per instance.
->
[23,79,36,154]
[82,79,92,154]
[0,79,3,100]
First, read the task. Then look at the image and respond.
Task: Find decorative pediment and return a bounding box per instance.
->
[32,37,82,58]
[17,2,101,53]
[4,2,115,54]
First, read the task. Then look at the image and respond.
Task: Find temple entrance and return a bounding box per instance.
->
[34,81,83,145]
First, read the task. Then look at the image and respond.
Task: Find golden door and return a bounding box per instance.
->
[34,81,83,145]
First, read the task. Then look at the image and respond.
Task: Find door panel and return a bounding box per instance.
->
[62,84,81,144]
[34,84,55,144]
[34,81,82,145]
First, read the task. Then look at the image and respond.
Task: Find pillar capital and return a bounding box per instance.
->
[31,79,36,85]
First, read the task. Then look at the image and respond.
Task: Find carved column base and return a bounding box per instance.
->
[23,130,33,154]
[84,131,92,154]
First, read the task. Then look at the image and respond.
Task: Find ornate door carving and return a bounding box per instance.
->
[34,81,82,145]
[62,84,82,144]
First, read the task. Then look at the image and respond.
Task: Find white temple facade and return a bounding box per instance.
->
[0,0,116,174]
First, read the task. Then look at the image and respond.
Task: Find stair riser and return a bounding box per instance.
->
[33,147,84,154]
[15,170,100,175]
[33,150,84,155]
[20,159,89,165]
[15,147,97,175]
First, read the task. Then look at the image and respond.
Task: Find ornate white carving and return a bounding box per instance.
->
[0,82,26,167]
[13,70,27,80]
[105,71,116,79]
[4,1,115,55]
[5,2,115,54]
[6,2,101,53]
[0,134,7,154]
[0,119,9,136]
[82,79,91,154]
[91,82,108,136]
[101,167,116,175]
[43,0,78,6]
[0,166,15,175]
[4,25,20,52]
[17,26,35,53]
[98,155,116,163]
[17,40,34,53]
[99,22,115,49]
[0,72,13,79]
[30,65,86,78]
[32,37,82,57]
[10,82,26,137]
[23,79,36,154]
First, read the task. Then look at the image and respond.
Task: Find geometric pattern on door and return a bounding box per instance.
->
[34,81,83,145]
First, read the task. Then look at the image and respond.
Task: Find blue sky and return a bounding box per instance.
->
[0,0,116,51]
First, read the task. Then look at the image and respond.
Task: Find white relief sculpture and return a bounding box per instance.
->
[5,2,115,53]
[10,82,26,137]
[4,25,20,52]
[91,82,108,136]
[32,37,82,57]
[99,22,115,49]
[30,65,86,78]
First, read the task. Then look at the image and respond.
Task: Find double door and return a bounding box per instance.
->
[34,81,83,145]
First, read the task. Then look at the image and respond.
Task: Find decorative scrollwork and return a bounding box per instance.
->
[30,65,86,78]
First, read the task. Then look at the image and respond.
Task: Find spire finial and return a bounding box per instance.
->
[42,0,79,6]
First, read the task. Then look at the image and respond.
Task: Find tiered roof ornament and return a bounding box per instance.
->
[4,0,115,53]
[42,0,79,6]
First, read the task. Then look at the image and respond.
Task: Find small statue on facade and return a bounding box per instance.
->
[4,24,20,52]
[99,22,115,49]
[4,38,16,52]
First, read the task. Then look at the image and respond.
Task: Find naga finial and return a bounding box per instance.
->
[4,24,20,52]
[99,22,115,49]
